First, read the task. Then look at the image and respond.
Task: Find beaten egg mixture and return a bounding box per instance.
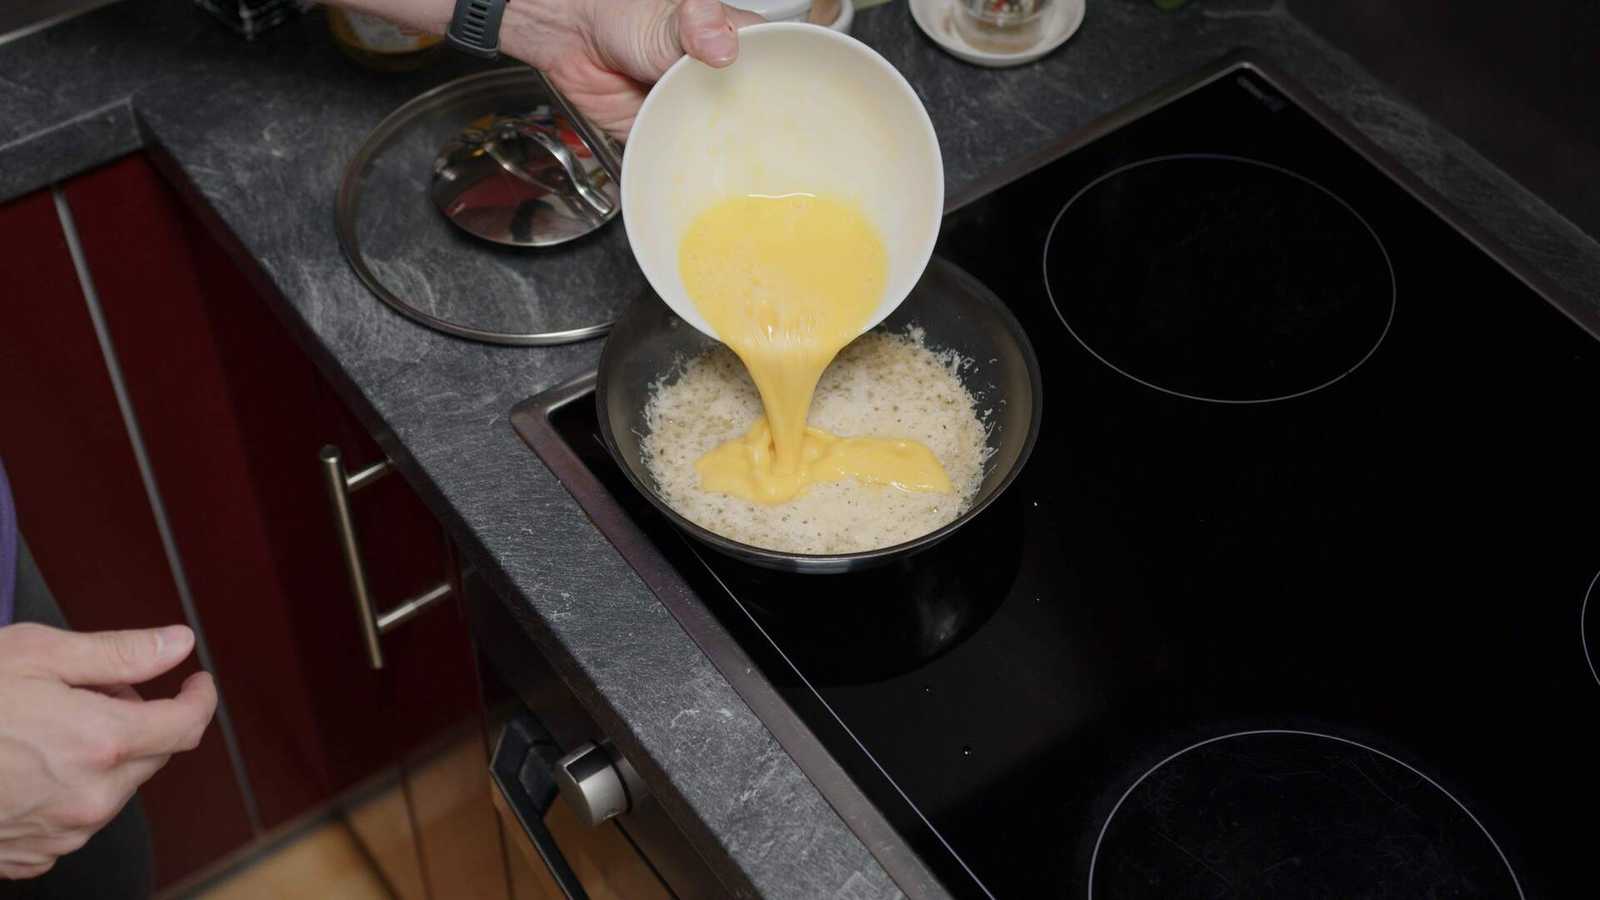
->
[641,332,987,555]
[677,193,953,504]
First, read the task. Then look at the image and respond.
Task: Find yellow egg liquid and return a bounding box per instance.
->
[679,193,953,505]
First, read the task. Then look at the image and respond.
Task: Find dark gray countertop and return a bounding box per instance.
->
[6,1,1598,896]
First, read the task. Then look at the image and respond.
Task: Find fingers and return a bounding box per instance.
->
[3,623,194,688]
[0,775,140,879]
[723,4,766,30]
[2,828,93,865]
[676,0,763,69]
[0,858,55,880]
[92,684,142,702]
[49,744,164,842]
[109,671,217,760]
[109,754,168,808]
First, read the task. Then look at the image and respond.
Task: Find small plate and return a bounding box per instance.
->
[909,0,1085,68]
[829,0,856,33]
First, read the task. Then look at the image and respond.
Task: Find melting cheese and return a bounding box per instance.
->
[678,193,953,505]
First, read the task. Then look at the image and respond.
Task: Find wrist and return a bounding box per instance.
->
[422,0,454,35]
[497,0,587,67]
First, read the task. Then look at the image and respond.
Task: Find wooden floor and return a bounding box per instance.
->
[194,821,390,900]
[182,727,505,900]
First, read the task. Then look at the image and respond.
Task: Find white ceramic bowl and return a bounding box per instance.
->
[727,0,812,22]
[621,23,944,341]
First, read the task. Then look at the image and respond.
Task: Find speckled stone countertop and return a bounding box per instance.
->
[5,1,1598,896]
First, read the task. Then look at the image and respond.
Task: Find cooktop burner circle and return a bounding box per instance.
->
[1087,729,1522,899]
[1584,570,1600,689]
[1044,155,1396,404]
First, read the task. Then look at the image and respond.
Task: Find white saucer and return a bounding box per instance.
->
[909,0,1084,68]
[828,0,856,33]
[733,0,854,32]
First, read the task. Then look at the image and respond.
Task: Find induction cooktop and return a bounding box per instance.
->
[513,54,1600,899]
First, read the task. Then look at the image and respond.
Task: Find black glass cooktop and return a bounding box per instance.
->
[540,61,1600,898]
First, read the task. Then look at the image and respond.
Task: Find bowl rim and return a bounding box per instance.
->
[619,21,946,343]
[595,255,1043,574]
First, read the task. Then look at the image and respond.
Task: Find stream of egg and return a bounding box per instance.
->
[678,192,952,505]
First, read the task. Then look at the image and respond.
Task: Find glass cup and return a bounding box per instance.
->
[954,0,1052,54]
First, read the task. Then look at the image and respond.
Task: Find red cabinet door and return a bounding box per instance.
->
[60,155,484,829]
[0,187,256,887]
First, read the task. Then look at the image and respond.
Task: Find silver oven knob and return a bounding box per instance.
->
[553,742,646,827]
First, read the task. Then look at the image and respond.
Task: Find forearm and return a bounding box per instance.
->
[321,0,453,34]
[319,0,589,69]
[316,0,752,139]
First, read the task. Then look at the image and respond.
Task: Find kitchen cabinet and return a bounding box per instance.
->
[0,186,256,883]
[63,153,484,822]
[4,151,698,898]
[0,155,490,889]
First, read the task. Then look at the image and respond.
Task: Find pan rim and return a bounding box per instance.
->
[596,255,1044,574]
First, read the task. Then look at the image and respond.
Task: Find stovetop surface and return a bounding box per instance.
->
[547,66,1600,898]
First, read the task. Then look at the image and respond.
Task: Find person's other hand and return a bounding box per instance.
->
[0,624,216,880]
[504,0,764,139]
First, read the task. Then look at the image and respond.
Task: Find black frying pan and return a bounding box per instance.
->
[596,255,1043,574]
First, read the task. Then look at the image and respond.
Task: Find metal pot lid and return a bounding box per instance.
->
[431,109,618,249]
[337,67,636,346]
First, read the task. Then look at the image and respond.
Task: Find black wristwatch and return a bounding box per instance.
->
[445,0,508,58]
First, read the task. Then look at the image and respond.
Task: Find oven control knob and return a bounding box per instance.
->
[553,741,646,827]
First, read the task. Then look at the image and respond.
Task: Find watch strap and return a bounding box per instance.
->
[445,0,507,58]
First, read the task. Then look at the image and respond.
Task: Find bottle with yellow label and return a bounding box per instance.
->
[326,8,443,72]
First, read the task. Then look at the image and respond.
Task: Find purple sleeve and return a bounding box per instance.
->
[0,458,15,627]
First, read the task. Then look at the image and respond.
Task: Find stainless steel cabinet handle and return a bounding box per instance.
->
[319,445,453,670]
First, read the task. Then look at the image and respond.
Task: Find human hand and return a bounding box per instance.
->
[503,0,764,139]
[0,624,216,880]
